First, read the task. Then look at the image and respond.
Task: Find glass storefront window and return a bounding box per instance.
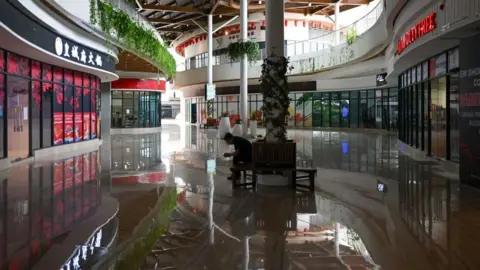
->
[187,89,398,131]
[430,77,447,159]
[449,74,459,162]
[110,90,162,128]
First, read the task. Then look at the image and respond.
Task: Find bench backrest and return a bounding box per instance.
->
[252,141,296,168]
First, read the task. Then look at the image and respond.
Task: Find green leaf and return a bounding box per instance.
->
[227,41,260,64]
[90,0,176,77]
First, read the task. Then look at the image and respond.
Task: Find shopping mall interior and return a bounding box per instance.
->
[1,0,480,269]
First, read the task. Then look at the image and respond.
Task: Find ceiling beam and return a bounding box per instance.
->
[191,20,208,33]
[156,14,205,29]
[286,0,370,4]
[157,26,197,33]
[149,18,197,25]
[217,0,265,11]
[341,0,370,4]
[140,3,206,14]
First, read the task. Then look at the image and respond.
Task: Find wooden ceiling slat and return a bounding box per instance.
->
[141,3,206,14]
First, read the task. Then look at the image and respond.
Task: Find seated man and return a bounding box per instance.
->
[223,132,252,180]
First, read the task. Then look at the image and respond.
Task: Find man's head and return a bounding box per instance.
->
[223,132,234,145]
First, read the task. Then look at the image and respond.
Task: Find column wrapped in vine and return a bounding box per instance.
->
[260,55,293,142]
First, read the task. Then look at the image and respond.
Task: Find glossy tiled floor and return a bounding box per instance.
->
[0,121,478,269]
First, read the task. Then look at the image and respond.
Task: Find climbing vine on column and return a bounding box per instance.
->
[260,55,293,142]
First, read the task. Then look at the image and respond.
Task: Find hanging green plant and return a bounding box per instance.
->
[227,41,260,63]
[89,0,97,25]
[346,27,358,45]
[89,0,176,77]
[259,54,293,142]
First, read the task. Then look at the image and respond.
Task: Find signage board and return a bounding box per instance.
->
[459,33,480,189]
[397,13,436,55]
[0,0,116,73]
[206,84,216,100]
[376,72,387,86]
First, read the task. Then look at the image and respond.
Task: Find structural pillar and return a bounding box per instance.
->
[208,171,215,244]
[100,82,112,192]
[207,14,213,85]
[335,1,341,45]
[265,0,285,57]
[240,0,248,135]
[334,222,340,257]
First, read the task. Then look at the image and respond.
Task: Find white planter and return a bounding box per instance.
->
[218,117,231,138]
[249,120,257,137]
[232,124,243,136]
[257,173,289,186]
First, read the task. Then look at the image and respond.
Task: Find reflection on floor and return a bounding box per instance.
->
[0,123,479,270]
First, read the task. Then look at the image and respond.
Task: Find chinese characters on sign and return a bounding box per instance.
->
[397,13,436,55]
[54,37,103,67]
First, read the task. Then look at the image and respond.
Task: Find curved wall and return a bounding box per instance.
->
[174,10,388,88]
[385,0,480,81]
[1,0,118,81]
[19,0,117,59]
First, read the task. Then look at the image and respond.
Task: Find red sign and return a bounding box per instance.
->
[397,13,436,55]
[111,78,166,91]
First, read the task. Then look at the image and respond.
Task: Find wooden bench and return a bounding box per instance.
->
[201,118,218,129]
[230,163,256,189]
[249,166,316,191]
[230,141,316,191]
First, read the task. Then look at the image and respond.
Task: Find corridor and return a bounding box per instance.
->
[0,124,476,270]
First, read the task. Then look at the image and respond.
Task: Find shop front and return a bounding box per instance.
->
[0,0,117,163]
[185,87,398,131]
[111,79,165,131]
[398,47,460,162]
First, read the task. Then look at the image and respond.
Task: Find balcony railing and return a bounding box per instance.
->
[286,0,384,57]
[176,0,384,73]
[99,0,165,44]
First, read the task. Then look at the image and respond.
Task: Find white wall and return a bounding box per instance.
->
[18,0,116,58]
[175,11,389,87]
[385,0,480,81]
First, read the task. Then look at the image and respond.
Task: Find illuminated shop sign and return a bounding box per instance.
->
[397,13,436,55]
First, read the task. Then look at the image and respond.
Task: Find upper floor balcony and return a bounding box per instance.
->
[49,0,175,77]
[174,0,386,87]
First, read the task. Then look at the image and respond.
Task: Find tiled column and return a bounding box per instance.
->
[265,0,284,57]
[240,0,248,135]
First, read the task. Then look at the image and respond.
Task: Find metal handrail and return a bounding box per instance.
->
[286,0,384,56]
[177,0,383,71]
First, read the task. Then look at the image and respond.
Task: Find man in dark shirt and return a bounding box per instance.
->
[223,132,252,179]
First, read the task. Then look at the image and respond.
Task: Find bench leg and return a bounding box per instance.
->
[232,174,237,189]
[309,173,315,191]
[291,171,296,189]
[252,170,257,189]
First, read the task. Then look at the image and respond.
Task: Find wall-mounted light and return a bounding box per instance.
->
[219,14,222,18]
[308,2,312,7]
[259,0,262,4]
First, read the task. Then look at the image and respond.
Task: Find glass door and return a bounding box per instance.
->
[7,75,30,160]
[430,77,447,159]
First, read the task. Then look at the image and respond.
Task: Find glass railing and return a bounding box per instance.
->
[286,0,384,57]
[177,0,384,73]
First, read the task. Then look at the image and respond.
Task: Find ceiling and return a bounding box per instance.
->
[135,0,374,45]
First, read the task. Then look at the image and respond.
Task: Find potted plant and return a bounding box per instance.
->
[232,119,243,136]
[249,112,259,137]
[218,111,231,138]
